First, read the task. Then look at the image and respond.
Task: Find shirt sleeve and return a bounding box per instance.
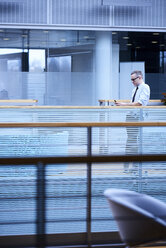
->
[138,85,150,106]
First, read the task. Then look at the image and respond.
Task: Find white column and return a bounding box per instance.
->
[95,32,112,103]
[112,44,120,100]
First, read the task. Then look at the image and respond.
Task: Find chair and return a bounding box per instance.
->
[104,188,166,247]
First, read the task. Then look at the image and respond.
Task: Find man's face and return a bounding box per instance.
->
[131,73,140,86]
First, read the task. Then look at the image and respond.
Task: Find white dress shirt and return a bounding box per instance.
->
[131,82,150,106]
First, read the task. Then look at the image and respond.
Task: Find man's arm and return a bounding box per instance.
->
[115,101,142,106]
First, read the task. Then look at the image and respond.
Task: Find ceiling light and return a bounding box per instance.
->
[160,44,165,46]
[60,38,66,42]
[127,43,132,46]
[3,37,10,41]
[123,36,129,39]
[152,41,158,44]
[102,0,152,7]
[153,32,159,35]
[112,32,117,35]
[136,46,141,49]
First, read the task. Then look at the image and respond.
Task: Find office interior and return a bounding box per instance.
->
[0,29,165,105]
[0,1,166,247]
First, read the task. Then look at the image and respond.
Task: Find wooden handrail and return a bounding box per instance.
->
[0,99,38,102]
[99,99,166,107]
[99,99,162,103]
[0,99,38,105]
[0,122,166,127]
[0,105,165,109]
[98,99,165,106]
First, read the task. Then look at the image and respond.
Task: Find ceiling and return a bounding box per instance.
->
[0,28,165,52]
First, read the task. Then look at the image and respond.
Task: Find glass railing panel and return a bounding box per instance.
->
[91,160,166,232]
[142,108,166,121]
[0,71,165,107]
[0,72,94,106]
[0,127,70,157]
[0,107,165,124]
[141,126,166,154]
[0,164,36,236]
[92,126,126,155]
[1,159,166,237]
[92,126,166,156]
[46,163,87,234]
[0,123,166,158]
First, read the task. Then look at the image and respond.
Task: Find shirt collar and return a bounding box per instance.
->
[137,82,144,88]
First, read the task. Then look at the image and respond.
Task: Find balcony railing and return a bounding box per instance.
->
[0,121,166,247]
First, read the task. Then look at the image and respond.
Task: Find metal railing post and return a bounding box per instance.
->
[36,161,46,248]
[138,109,144,192]
[87,126,92,247]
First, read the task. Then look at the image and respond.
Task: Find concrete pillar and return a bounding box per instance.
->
[95,31,112,103]
[112,44,120,100]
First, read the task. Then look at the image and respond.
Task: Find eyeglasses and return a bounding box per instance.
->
[131,76,139,82]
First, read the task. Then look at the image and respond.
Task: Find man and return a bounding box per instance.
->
[115,70,150,173]
[115,70,150,107]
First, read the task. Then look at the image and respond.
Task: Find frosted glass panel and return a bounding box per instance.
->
[0,71,94,105]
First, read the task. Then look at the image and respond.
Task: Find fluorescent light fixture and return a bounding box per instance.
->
[102,0,152,6]
[60,38,66,42]
[3,37,10,41]
[123,36,129,39]
[153,33,159,35]
[152,41,158,44]
[127,43,132,46]
[0,48,23,55]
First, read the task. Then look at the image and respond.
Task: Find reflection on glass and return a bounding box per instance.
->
[29,49,45,72]
[47,56,71,72]
[7,60,21,71]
